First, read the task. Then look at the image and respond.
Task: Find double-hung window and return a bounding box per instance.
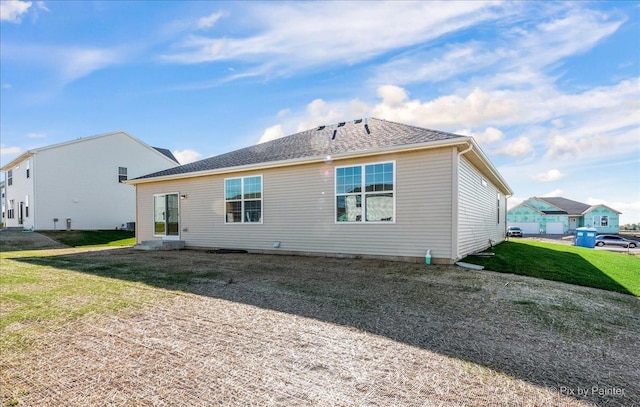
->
[8,200,14,219]
[118,167,128,183]
[26,160,30,179]
[336,161,395,222]
[595,215,609,227]
[7,170,12,186]
[225,175,262,223]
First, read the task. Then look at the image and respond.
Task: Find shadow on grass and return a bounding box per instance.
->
[0,231,67,252]
[461,241,634,296]
[10,247,640,406]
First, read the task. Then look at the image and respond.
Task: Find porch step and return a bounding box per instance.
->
[134,240,185,251]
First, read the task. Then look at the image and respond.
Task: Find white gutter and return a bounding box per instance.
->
[457,143,473,157]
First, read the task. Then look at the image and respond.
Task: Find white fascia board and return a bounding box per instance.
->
[1,152,35,171]
[1,131,177,171]
[126,137,473,185]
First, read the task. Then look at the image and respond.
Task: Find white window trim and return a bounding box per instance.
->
[595,215,609,227]
[334,160,396,224]
[118,167,128,183]
[224,175,263,224]
[153,192,180,239]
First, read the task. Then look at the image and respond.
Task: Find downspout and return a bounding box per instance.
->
[452,142,474,261]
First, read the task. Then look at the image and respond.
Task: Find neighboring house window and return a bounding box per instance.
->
[118,167,128,183]
[225,175,262,223]
[336,161,395,222]
[497,193,501,224]
[7,170,12,186]
[594,215,609,227]
[25,195,29,218]
[8,200,14,219]
[26,160,30,179]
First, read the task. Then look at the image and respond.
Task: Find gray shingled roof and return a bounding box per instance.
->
[153,147,179,164]
[537,197,591,215]
[136,118,465,180]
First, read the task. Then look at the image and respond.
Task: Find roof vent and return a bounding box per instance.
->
[364,117,370,135]
[354,119,362,124]
[337,122,346,127]
[332,124,338,140]
[317,125,325,131]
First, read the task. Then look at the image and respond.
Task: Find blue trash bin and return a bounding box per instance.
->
[575,227,597,248]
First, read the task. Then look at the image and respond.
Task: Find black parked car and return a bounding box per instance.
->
[595,235,638,248]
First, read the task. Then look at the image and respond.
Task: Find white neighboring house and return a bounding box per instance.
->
[1,131,179,230]
[1,180,5,228]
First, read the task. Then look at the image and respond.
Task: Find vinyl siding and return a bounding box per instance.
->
[33,133,177,230]
[136,148,455,261]
[457,156,506,258]
[584,206,620,233]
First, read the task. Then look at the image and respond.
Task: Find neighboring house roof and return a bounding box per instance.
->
[535,197,591,215]
[516,197,622,216]
[153,147,179,164]
[583,204,622,215]
[0,131,177,171]
[131,118,512,195]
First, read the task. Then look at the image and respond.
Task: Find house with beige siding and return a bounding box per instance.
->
[127,118,512,264]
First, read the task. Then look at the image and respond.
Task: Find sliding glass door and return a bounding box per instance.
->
[154,193,179,238]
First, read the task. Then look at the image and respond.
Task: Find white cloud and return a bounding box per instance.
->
[586,198,640,217]
[164,1,501,75]
[296,99,346,132]
[456,126,504,145]
[172,149,202,164]
[2,44,126,84]
[197,11,225,30]
[507,196,526,210]
[258,124,285,144]
[2,84,12,89]
[26,132,47,139]
[531,169,564,182]
[372,4,623,88]
[495,137,534,158]
[277,109,291,118]
[0,0,31,23]
[35,1,48,12]
[541,189,564,197]
[60,48,124,83]
[371,86,521,130]
[0,144,22,156]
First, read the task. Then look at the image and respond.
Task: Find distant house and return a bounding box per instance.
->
[0,180,5,228]
[127,118,513,264]
[507,196,621,235]
[1,131,179,230]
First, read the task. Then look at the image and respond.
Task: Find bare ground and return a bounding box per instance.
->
[2,232,639,406]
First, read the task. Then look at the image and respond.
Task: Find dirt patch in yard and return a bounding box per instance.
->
[2,232,639,406]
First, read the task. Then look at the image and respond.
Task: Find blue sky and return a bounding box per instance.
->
[1,1,639,223]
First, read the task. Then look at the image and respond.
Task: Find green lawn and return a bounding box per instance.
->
[461,240,640,296]
[38,230,135,247]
